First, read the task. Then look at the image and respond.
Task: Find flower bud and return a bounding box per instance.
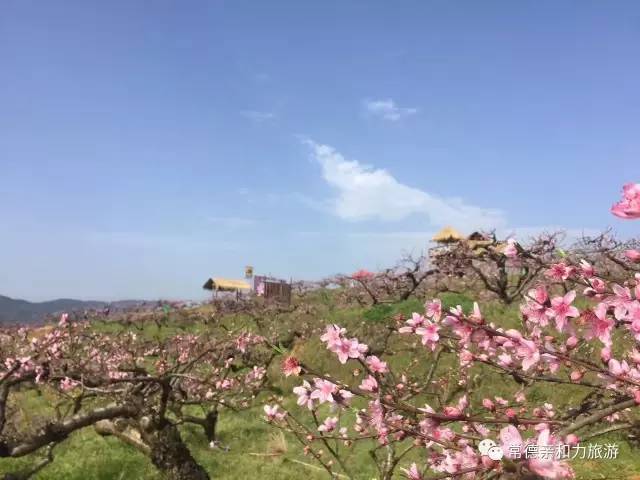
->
[570,370,583,382]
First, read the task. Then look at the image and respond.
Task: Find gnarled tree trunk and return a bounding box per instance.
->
[96,418,210,480]
[145,422,210,480]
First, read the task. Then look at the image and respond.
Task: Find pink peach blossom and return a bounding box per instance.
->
[482,398,495,410]
[425,299,442,321]
[359,375,378,392]
[583,304,614,345]
[318,416,339,433]
[625,249,640,263]
[351,269,375,280]
[611,182,640,219]
[282,356,302,377]
[320,324,346,349]
[310,379,338,404]
[546,263,575,281]
[415,322,440,351]
[579,259,595,277]
[331,337,368,364]
[263,404,286,421]
[399,312,427,333]
[548,291,580,332]
[365,355,388,373]
[500,424,523,459]
[59,377,78,392]
[400,463,423,480]
[528,429,574,478]
[504,238,518,258]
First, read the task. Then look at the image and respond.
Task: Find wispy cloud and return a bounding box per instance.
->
[240,110,276,122]
[363,99,418,121]
[305,140,506,230]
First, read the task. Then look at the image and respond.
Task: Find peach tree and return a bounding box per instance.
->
[268,183,640,479]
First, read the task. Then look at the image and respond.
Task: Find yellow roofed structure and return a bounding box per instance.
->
[431,226,463,243]
[203,277,251,292]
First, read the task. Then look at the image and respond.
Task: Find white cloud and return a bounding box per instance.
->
[240,110,276,122]
[363,99,418,121]
[306,140,506,231]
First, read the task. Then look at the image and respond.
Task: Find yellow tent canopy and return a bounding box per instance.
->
[431,226,463,243]
[203,277,251,292]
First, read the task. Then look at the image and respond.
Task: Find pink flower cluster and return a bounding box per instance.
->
[351,269,375,281]
[503,238,518,258]
[500,425,573,479]
[263,404,286,421]
[611,182,640,219]
[235,332,264,353]
[293,378,353,409]
[282,355,302,377]
[320,325,368,363]
[398,300,441,351]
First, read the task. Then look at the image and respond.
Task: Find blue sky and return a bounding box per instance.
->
[1,1,638,301]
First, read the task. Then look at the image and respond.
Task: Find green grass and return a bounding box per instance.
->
[0,408,334,480]
[3,294,640,479]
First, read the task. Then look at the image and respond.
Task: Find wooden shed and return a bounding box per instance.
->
[254,276,292,304]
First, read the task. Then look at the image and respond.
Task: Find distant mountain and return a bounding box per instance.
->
[0,295,146,326]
